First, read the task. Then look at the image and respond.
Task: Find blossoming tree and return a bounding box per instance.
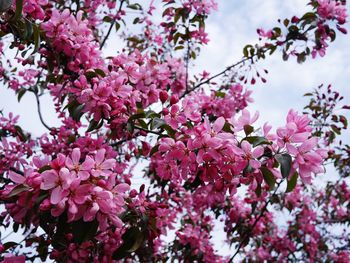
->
[0,0,349,262]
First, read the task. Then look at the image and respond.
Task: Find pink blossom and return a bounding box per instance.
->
[41,168,74,204]
[65,148,94,180]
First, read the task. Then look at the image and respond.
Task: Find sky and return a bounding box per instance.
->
[2,0,350,134]
[1,0,350,259]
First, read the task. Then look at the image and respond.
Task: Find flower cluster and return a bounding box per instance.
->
[22,0,48,20]
[317,0,347,23]
[3,147,129,230]
[41,9,103,73]
[255,0,348,61]
[152,109,325,195]
[51,52,186,135]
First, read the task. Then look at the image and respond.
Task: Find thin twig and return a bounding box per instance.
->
[179,54,257,99]
[228,180,283,262]
[100,0,125,50]
[31,90,53,131]
[134,126,162,136]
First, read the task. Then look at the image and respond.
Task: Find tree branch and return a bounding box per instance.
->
[100,0,125,50]
[31,90,53,131]
[228,180,283,262]
[134,126,162,136]
[179,54,257,99]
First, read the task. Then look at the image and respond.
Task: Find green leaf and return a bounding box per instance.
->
[286,172,298,192]
[331,124,341,135]
[87,119,98,132]
[115,22,120,32]
[255,182,262,197]
[222,122,233,133]
[303,92,313,96]
[13,0,23,20]
[150,145,159,156]
[243,44,253,58]
[243,125,254,136]
[261,166,276,191]
[23,19,33,39]
[85,70,97,79]
[339,115,348,129]
[14,125,27,141]
[133,17,140,24]
[174,45,184,50]
[103,16,113,22]
[8,184,31,198]
[17,88,26,102]
[86,119,103,132]
[38,165,52,173]
[72,104,85,122]
[215,91,226,98]
[145,110,160,119]
[275,153,292,178]
[72,220,99,244]
[301,12,317,21]
[127,3,142,10]
[112,227,145,259]
[245,136,270,147]
[3,241,18,251]
[94,68,106,77]
[128,112,146,121]
[13,222,19,232]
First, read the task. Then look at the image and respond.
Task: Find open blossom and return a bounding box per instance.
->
[91,149,116,178]
[235,141,264,169]
[231,109,259,132]
[288,138,327,183]
[65,148,94,180]
[317,0,347,24]
[41,9,103,72]
[41,168,75,204]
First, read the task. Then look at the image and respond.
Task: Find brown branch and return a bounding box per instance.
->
[32,91,53,131]
[228,180,283,262]
[100,0,125,50]
[179,54,257,99]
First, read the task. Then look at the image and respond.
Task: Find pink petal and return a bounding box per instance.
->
[81,156,94,170]
[71,148,81,164]
[250,159,261,169]
[41,170,58,190]
[291,132,309,143]
[84,203,99,221]
[114,195,125,206]
[241,141,251,153]
[97,199,111,213]
[115,183,130,193]
[252,146,264,158]
[78,171,90,180]
[9,171,25,184]
[286,144,298,155]
[50,187,64,204]
[213,117,225,133]
[95,149,106,165]
[65,157,74,170]
[100,159,115,170]
[60,168,73,189]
